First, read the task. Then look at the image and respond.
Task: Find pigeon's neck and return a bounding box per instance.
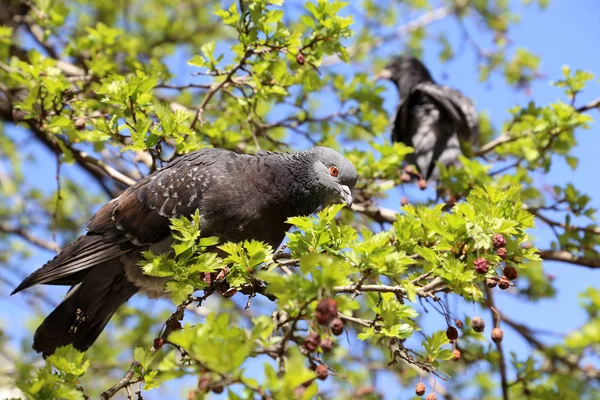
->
[395,70,434,99]
[267,151,325,215]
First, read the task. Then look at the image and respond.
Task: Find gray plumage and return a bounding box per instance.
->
[378,55,479,181]
[12,146,357,357]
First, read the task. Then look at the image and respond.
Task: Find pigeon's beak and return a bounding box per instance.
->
[374,68,393,81]
[340,185,353,207]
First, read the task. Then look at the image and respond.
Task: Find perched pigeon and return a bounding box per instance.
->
[12,146,357,357]
[377,55,479,181]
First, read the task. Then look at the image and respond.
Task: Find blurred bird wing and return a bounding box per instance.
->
[412,83,479,141]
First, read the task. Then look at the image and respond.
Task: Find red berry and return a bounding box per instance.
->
[496,247,508,259]
[446,326,459,341]
[474,257,489,274]
[492,327,504,343]
[153,337,164,349]
[498,276,511,290]
[296,52,305,65]
[320,337,334,353]
[415,382,426,396]
[418,179,427,190]
[315,298,338,325]
[486,278,497,288]
[455,319,464,329]
[315,364,328,380]
[503,266,518,281]
[472,317,485,333]
[400,172,411,182]
[400,196,410,206]
[452,349,461,361]
[404,165,415,174]
[493,234,507,249]
[330,317,344,336]
[426,394,437,400]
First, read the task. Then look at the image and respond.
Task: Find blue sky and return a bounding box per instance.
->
[1,0,599,398]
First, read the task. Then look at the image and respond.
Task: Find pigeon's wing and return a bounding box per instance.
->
[415,83,479,142]
[12,148,232,294]
[88,147,232,245]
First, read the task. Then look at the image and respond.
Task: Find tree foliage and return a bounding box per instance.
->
[0,0,599,399]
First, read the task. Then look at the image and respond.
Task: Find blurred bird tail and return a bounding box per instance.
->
[33,262,138,357]
[420,132,463,182]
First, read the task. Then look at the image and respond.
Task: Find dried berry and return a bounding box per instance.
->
[321,337,334,353]
[426,394,437,400]
[503,266,518,281]
[316,298,338,325]
[472,317,485,333]
[315,364,328,380]
[446,326,459,341]
[400,196,410,206]
[455,319,464,329]
[418,179,427,190]
[400,172,412,182]
[452,349,461,361]
[296,52,305,65]
[75,118,86,131]
[211,386,224,394]
[492,327,504,343]
[415,382,426,396]
[486,278,497,288]
[330,317,344,336]
[304,332,321,352]
[203,272,212,285]
[496,247,508,259]
[474,257,489,274]
[493,234,507,249]
[153,337,164,350]
[498,276,511,290]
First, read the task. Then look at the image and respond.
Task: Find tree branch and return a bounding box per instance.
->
[322,7,453,67]
[538,250,600,269]
[190,50,254,130]
[0,222,60,253]
[334,277,445,299]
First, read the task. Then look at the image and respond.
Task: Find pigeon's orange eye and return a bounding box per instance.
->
[329,166,339,177]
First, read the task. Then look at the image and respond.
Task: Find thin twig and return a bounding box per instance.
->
[485,287,510,400]
[99,361,142,400]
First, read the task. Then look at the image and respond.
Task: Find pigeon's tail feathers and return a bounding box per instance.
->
[11,235,131,295]
[422,131,463,182]
[33,261,138,357]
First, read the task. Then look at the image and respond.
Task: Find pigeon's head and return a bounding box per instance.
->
[310,147,358,207]
[375,55,433,96]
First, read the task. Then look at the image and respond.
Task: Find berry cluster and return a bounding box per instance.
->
[472,234,519,290]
